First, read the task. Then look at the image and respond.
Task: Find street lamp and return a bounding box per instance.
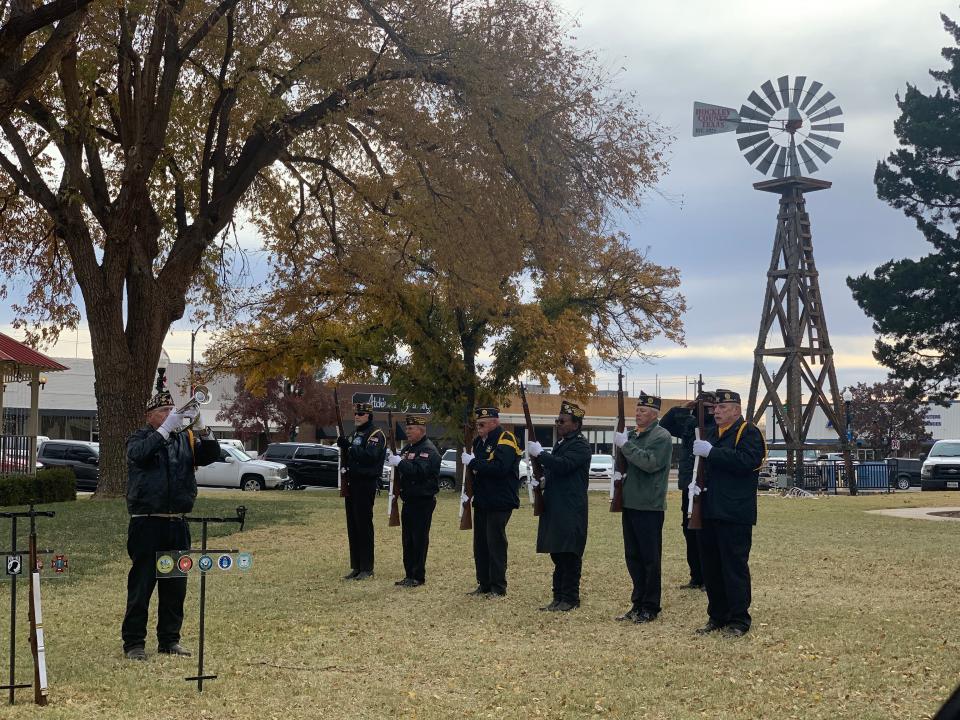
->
[842,388,853,441]
[842,388,858,496]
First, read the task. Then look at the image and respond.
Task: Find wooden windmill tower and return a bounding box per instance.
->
[693,75,856,492]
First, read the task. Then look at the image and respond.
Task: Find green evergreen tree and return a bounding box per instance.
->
[848,13,960,402]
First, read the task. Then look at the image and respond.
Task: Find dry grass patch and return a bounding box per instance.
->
[1,489,958,719]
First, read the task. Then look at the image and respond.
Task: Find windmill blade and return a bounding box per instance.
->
[808,132,842,149]
[748,90,776,117]
[799,80,823,110]
[756,143,781,175]
[797,143,819,173]
[736,121,771,134]
[791,76,807,106]
[760,80,783,110]
[805,91,836,117]
[737,132,769,151]
[777,76,792,106]
[802,139,833,164]
[772,146,789,178]
[744,137,775,164]
[738,104,772,123]
[809,106,843,123]
[811,122,844,132]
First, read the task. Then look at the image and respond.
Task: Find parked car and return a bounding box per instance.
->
[439,449,458,490]
[37,440,99,490]
[921,440,960,491]
[261,442,339,487]
[195,445,289,491]
[887,457,921,490]
[589,454,614,482]
[218,438,248,453]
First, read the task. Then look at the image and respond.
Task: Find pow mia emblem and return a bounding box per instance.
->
[6,555,23,576]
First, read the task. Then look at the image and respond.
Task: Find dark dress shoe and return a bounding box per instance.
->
[555,601,579,612]
[616,608,640,622]
[343,570,360,580]
[406,579,423,587]
[353,570,373,580]
[395,578,411,586]
[694,620,724,635]
[467,586,491,596]
[158,643,192,657]
[125,647,146,661]
[722,625,749,637]
[485,590,506,598]
[539,600,560,611]
[633,611,658,624]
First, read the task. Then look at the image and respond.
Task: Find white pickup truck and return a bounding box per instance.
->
[195,444,289,491]
[921,439,960,491]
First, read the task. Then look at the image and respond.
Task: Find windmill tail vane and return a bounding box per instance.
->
[693,74,844,178]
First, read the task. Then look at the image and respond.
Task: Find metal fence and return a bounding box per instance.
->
[0,435,35,474]
[772,460,893,493]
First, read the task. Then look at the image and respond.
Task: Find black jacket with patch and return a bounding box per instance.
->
[126,426,220,515]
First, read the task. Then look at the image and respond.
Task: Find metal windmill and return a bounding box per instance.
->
[693,75,856,491]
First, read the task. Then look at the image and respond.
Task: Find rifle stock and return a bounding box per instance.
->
[610,370,626,512]
[688,399,706,530]
[387,411,401,527]
[459,418,474,531]
[519,383,545,516]
[334,386,350,498]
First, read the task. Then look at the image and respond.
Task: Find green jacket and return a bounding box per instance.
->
[619,421,672,511]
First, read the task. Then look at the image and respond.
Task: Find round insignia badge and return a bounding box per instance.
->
[237,552,252,570]
[177,555,194,573]
[156,555,174,574]
[198,555,214,572]
[217,554,233,570]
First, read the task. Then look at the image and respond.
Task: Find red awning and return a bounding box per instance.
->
[0,332,68,371]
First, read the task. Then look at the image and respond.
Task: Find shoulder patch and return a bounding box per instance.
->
[497,431,522,456]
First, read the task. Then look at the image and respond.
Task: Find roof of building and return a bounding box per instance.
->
[0,333,69,372]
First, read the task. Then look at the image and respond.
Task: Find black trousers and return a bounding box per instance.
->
[345,481,376,572]
[122,517,190,652]
[401,495,436,583]
[699,518,753,630]
[681,487,704,585]
[550,552,583,604]
[473,508,512,594]
[622,509,664,615]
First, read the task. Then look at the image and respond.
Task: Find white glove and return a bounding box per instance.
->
[687,482,702,497]
[461,450,475,466]
[191,411,206,433]
[527,441,543,457]
[613,431,629,448]
[158,411,186,439]
[692,439,713,458]
[387,453,402,467]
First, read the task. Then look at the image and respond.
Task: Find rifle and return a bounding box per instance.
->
[518,383,545,516]
[458,409,475,531]
[333,386,350,498]
[687,395,706,529]
[610,369,626,512]
[28,506,54,706]
[387,410,401,527]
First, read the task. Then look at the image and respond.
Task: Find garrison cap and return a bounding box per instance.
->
[475,406,499,419]
[636,392,662,411]
[715,389,741,404]
[559,400,585,418]
[405,414,427,426]
[354,401,374,414]
[145,390,174,412]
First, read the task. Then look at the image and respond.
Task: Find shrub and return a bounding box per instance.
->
[0,468,77,507]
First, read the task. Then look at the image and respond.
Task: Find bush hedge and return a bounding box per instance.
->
[0,468,77,506]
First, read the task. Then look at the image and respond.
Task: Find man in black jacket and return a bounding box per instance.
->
[338,402,387,580]
[461,407,522,597]
[691,389,766,637]
[659,392,716,590]
[528,400,591,612]
[386,415,441,587]
[122,389,220,661]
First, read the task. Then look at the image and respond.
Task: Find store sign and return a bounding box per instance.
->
[351,393,431,414]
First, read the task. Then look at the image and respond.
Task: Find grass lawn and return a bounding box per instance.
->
[0,489,958,719]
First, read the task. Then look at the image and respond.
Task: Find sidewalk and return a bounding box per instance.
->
[867,506,960,522]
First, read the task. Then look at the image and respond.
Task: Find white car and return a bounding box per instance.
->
[195,445,289,491]
[589,454,614,481]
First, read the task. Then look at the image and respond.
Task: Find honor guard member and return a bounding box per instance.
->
[123,390,220,661]
[528,400,591,611]
[385,415,441,587]
[691,389,766,637]
[660,391,717,590]
[612,392,672,623]
[338,401,387,580]
[461,407,522,597]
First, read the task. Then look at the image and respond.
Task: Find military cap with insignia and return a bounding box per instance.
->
[405,414,427,426]
[559,400,585,418]
[145,390,174,412]
[475,406,499,419]
[354,401,374,414]
[636,392,662,411]
[715,389,741,404]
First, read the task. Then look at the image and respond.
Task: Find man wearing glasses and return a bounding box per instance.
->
[527,400,592,611]
[461,407,522,597]
[337,401,387,580]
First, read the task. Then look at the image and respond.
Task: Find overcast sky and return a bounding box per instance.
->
[2,0,953,400]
